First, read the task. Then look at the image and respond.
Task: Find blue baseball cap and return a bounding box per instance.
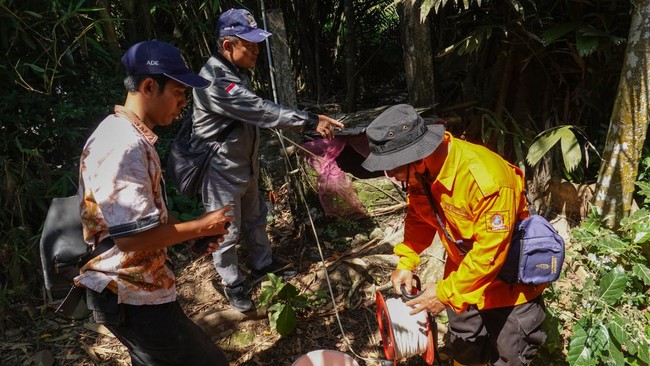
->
[217,8,272,43]
[121,40,210,89]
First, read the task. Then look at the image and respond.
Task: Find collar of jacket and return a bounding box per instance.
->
[213,51,245,76]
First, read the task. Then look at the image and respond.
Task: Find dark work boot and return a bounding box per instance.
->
[224,285,253,312]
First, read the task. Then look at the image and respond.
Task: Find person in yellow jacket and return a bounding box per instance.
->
[362,104,546,366]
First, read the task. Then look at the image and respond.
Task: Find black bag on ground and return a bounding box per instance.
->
[39,195,114,319]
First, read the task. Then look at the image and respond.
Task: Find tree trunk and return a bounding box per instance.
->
[266,8,297,108]
[344,0,357,112]
[120,0,153,43]
[593,1,650,228]
[96,0,121,58]
[397,0,435,108]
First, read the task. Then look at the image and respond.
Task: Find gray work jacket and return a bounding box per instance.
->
[190,53,318,184]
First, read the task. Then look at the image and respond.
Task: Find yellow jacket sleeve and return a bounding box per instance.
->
[394,242,421,270]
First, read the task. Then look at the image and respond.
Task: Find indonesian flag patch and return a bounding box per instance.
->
[225,82,239,95]
[486,211,509,232]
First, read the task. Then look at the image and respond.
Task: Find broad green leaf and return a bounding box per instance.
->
[268,302,283,331]
[598,267,627,305]
[289,294,310,309]
[568,320,592,365]
[608,339,626,366]
[541,23,579,46]
[607,315,629,346]
[632,263,650,286]
[277,282,299,301]
[270,304,296,336]
[576,32,599,57]
[591,323,611,354]
[638,343,650,364]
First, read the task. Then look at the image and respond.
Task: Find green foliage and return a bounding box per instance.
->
[526,126,599,182]
[258,273,326,336]
[560,197,650,365]
[439,24,505,57]
[477,108,531,170]
[541,23,626,57]
[0,0,111,94]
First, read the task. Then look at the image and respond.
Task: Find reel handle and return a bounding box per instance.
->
[400,275,422,300]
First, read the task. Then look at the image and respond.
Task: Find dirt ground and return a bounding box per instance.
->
[0,170,569,366]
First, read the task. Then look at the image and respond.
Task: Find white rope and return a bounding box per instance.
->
[385,297,430,359]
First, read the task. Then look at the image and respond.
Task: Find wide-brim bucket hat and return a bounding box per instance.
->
[361,104,445,172]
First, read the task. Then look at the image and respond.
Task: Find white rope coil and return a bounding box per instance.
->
[385,297,430,359]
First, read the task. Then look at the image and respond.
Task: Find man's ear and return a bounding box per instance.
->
[141,78,156,95]
[222,39,233,52]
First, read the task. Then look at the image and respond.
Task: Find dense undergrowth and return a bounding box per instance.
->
[543,182,650,365]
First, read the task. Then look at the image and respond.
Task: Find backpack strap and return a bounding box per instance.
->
[79,237,115,268]
[414,172,468,255]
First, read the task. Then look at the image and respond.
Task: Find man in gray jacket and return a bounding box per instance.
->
[190,8,343,311]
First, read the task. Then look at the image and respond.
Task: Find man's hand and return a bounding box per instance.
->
[196,205,233,237]
[404,281,446,316]
[391,269,414,294]
[315,115,344,139]
[191,221,230,257]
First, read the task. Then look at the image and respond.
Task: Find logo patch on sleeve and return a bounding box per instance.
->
[486,211,509,232]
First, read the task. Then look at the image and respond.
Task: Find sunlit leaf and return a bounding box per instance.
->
[598,266,627,305]
[568,319,593,365]
[638,344,650,364]
[526,126,573,166]
[607,316,629,348]
[592,323,611,354]
[632,263,650,286]
[608,338,626,366]
[560,128,581,172]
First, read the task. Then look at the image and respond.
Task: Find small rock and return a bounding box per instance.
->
[369,228,383,240]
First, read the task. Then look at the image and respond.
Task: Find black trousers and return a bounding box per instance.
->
[87,289,228,366]
[446,296,546,366]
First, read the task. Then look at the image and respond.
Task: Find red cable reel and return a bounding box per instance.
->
[376,275,436,365]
